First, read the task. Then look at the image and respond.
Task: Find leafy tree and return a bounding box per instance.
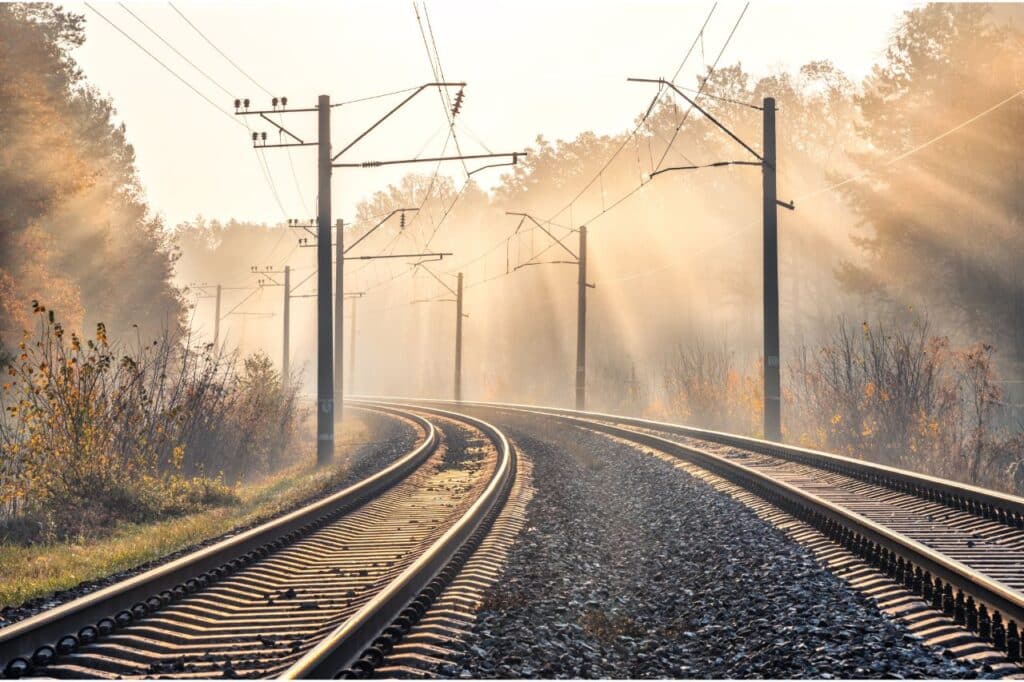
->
[839,4,1024,363]
[0,4,184,348]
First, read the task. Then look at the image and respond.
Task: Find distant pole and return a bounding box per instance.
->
[334,218,344,415]
[213,284,222,347]
[282,266,290,384]
[576,225,587,411]
[762,96,781,441]
[316,94,334,466]
[349,295,357,395]
[455,272,463,402]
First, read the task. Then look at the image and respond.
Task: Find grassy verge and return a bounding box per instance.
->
[0,419,379,607]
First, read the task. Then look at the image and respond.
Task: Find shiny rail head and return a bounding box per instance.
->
[0,404,439,677]
[280,402,515,679]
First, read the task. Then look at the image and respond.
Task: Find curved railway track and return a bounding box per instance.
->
[0,402,516,679]
[414,398,1024,668]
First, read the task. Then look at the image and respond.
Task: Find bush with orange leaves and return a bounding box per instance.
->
[787,317,1022,493]
[659,339,763,436]
[0,303,303,542]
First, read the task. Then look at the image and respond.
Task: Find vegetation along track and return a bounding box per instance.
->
[416,398,1024,670]
[0,402,516,679]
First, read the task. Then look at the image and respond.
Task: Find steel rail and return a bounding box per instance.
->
[410,398,1024,528]
[279,400,515,678]
[0,405,438,677]
[397,398,1024,662]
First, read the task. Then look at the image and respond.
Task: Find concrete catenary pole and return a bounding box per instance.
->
[762,97,781,441]
[334,219,344,414]
[576,225,587,411]
[316,94,335,465]
[213,284,222,348]
[455,272,463,402]
[282,266,290,384]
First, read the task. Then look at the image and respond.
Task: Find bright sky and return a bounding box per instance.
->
[71,0,919,230]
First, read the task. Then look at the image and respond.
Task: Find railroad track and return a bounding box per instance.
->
[409,398,1024,669]
[0,402,516,679]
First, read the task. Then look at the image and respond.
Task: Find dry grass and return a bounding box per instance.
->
[0,418,372,607]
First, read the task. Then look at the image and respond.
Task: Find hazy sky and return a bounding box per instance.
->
[70,1,919,231]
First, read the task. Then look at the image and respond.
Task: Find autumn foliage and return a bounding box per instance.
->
[653,316,1024,495]
[0,305,303,542]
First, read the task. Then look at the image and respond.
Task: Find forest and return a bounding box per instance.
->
[2,1,1024,540]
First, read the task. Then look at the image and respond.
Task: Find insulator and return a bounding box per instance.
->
[261,132,267,141]
[400,212,406,229]
[234,98,241,109]
[243,98,250,108]
[281,96,288,107]
[251,132,258,142]
[272,97,279,107]
[450,88,465,117]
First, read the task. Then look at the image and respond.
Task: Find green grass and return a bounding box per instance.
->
[0,420,377,607]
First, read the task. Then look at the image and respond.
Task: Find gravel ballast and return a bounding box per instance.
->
[0,408,418,628]
[444,412,979,679]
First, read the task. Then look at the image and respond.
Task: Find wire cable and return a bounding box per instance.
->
[168,2,274,98]
[84,2,243,128]
[330,85,424,108]
[117,3,236,99]
[654,2,749,171]
[796,84,1024,202]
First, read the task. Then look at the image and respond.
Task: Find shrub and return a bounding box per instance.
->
[787,316,1023,492]
[0,303,301,541]
[649,316,1024,494]
[659,338,762,435]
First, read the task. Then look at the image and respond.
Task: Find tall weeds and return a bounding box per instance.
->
[0,304,304,541]
[654,316,1024,494]
[788,317,1017,489]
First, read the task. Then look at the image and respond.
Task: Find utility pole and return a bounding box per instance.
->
[193,283,249,348]
[251,265,313,383]
[505,212,594,410]
[576,226,587,411]
[316,95,334,466]
[762,97,781,441]
[411,264,467,402]
[282,265,290,384]
[334,219,344,416]
[236,86,525,466]
[629,79,794,441]
[455,272,464,402]
[214,284,222,347]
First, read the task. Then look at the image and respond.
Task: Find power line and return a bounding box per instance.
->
[797,84,1024,202]
[91,1,297,231]
[330,85,423,108]
[116,3,236,98]
[654,2,749,171]
[542,2,718,228]
[220,287,260,319]
[415,1,471,181]
[594,83,1024,286]
[167,1,274,98]
[83,2,243,129]
[163,2,308,219]
[517,3,748,271]
[353,4,739,314]
[421,2,718,289]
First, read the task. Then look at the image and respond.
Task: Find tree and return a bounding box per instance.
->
[838,4,1024,366]
[0,4,184,350]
